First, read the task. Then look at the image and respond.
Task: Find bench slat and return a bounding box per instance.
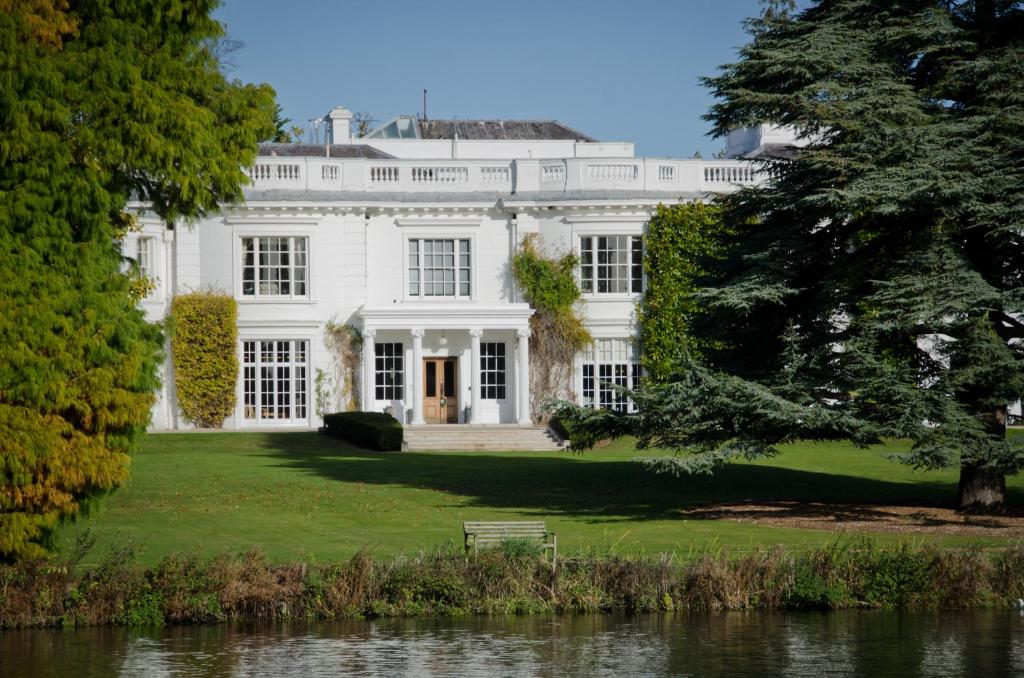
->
[462,524,544,532]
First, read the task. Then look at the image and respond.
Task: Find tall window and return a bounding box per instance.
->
[375,342,404,400]
[408,238,471,298]
[581,339,641,412]
[135,237,153,279]
[243,340,308,422]
[580,235,642,294]
[241,236,308,298]
[480,342,506,400]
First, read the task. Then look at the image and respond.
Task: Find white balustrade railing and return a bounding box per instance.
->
[702,162,758,185]
[480,166,510,184]
[586,163,639,182]
[248,162,302,185]
[411,166,469,183]
[370,166,400,183]
[244,156,761,194]
[541,164,566,183]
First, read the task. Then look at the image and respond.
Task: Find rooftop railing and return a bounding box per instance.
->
[244,156,764,195]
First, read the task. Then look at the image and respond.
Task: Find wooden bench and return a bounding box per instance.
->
[463,521,557,565]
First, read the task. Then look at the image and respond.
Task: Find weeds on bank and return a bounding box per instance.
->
[3,538,1022,628]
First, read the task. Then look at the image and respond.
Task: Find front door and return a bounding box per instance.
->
[423,358,458,424]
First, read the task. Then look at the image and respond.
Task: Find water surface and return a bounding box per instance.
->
[4,611,1023,677]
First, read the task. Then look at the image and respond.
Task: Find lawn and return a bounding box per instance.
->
[55,432,1024,566]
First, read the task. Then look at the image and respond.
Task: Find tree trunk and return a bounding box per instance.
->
[958,463,1006,512]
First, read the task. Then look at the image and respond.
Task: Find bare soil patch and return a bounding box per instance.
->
[680,501,1024,537]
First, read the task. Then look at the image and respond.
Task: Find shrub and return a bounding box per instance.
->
[323,411,403,451]
[171,292,238,428]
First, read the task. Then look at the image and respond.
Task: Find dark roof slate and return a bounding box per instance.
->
[416,119,596,142]
[258,143,396,159]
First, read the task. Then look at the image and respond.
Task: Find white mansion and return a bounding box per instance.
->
[129,106,787,431]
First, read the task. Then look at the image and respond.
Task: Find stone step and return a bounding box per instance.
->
[402,425,564,452]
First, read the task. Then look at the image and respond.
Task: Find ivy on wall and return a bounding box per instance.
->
[511,233,592,420]
[316,320,363,416]
[171,292,238,428]
[638,202,727,383]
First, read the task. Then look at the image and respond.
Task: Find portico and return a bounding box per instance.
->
[358,305,534,426]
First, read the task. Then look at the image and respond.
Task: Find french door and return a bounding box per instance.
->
[242,340,309,424]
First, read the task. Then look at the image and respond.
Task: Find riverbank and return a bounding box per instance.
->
[53,433,1024,565]
[4,541,1024,629]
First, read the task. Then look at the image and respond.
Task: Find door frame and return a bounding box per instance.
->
[422,356,459,424]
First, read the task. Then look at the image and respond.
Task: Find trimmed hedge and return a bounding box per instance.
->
[171,292,238,428]
[323,411,403,451]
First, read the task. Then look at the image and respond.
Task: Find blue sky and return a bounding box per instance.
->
[213,0,762,158]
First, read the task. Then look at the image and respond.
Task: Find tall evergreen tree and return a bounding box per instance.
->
[556,0,1024,511]
[0,0,275,559]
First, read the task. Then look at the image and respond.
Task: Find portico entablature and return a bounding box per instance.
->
[357,303,534,332]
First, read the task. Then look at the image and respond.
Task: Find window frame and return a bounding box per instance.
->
[374,341,405,401]
[235,233,313,302]
[579,234,643,297]
[241,339,310,424]
[404,236,475,301]
[135,236,153,279]
[480,341,507,400]
[580,338,641,413]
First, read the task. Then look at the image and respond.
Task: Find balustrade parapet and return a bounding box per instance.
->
[242,155,763,195]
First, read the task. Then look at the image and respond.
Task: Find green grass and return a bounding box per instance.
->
[55,432,1024,566]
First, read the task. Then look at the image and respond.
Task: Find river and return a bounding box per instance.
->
[3,610,1023,677]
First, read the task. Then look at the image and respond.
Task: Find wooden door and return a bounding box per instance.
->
[423,358,458,424]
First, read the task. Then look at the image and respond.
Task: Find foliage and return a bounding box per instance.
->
[322,412,403,451]
[570,0,1024,510]
[170,292,238,428]
[0,1,275,559]
[3,540,1021,627]
[511,234,592,419]
[352,112,377,138]
[637,202,727,383]
[317,321,363,416]
[268,103,293,143]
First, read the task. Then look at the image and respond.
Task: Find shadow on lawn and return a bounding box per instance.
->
[250,433,1010,524]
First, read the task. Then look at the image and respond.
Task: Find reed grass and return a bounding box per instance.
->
[4,539,1023,629]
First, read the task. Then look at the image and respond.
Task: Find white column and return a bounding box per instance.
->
[517,328,532,425]
[411,328,425,425]
[469,328,482,424]
[361,329,376,412]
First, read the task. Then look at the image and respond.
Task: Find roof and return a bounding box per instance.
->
[416,119,596,142]
[258,143,396,159]
[743,142,800,160]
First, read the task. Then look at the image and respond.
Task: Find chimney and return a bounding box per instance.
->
[326,106,354,144]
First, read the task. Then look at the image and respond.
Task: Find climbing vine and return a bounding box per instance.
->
[171,291,238,428]
[316,320,363,416]
[511,234,592,420]
[637,201,727,383]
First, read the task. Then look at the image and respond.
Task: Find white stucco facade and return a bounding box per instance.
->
[127,108,772,430]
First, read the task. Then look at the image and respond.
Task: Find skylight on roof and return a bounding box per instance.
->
[366,115,420,140]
